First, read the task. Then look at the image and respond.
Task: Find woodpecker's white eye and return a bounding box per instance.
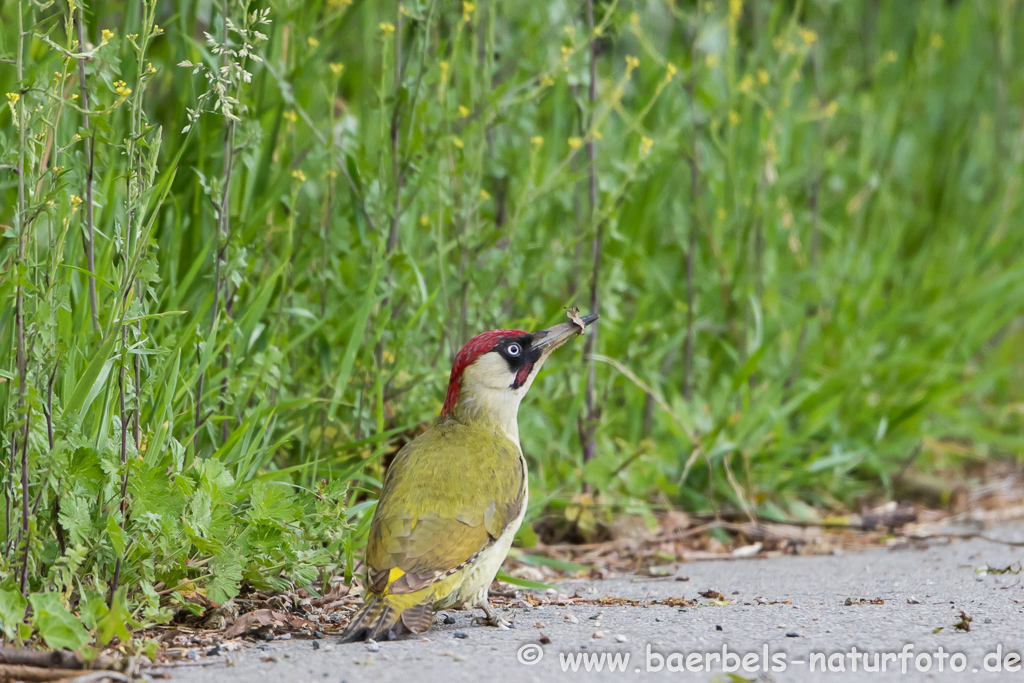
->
[506,343,521,357]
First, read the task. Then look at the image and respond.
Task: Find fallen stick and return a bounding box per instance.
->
[0,664,91,682]
[0,648,83,670]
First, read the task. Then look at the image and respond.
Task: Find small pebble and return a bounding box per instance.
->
[454,631,469,639]
[655,617,663,622]
[278,633,292,641]
[257,644,270,652]
[975,577,984,582]
[367,639,381,653]
[565,615,579,624]
[262,632,274,641]
[786,632,800,638]
[593,630,604,639]
[206,645,221,656]
[312,641,320,650]
[715,625,723,631]
[314,630,325,639]
[615,634,627,643]
[443,613,456,625]
[985,618,993,624]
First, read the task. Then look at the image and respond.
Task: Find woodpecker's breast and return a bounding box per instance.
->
[437,450,528,609]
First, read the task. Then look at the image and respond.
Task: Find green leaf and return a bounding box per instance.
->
[59,494,94,546]
[63,333,118,423]
[495,570,554,591]
[96,590,131,645]
[106,514,126,557]
[208,554,243,605]
[29,593,90,651]
[328,257,381,421]
[0,588,27,640]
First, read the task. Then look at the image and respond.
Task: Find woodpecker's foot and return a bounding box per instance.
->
[474,602,512,629]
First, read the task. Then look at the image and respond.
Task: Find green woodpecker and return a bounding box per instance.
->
[340,313,598,641]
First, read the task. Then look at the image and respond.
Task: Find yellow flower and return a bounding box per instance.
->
[630,12,640,25]
[568,137,582,150]
[640,136,653,156]
[884,50,898,64]
[593,129,602,141]
[330,62,344,75]
[380,22,396,36]
[824,101,838,118]
[531,136,544,147]
[561,45,572,60]
[152,24,163,35]
[799,27,817,44]
[6,92,20,106]
[452,137,463,149]
[420,214,429,227]
[705,54,719,69]
[308,37,320,48]
[625,55,640,70]
[479,189,490,200]
[147,62,157,75]
[283,111,297,122]
[325,169,338,179]
[664,62,678,83]
[728,110,740,126]
[70,195,83,211]
[728,0,743,23]
[101,28,114,44]
[462,1,475,23]
[540,74,554,88]
[930,34,943,49]
[717,208,727,220]
[291,169,307,182]
[458,105,470,118]
[757,69,769,85]
[738,74,754,93]
[114,80,132,97]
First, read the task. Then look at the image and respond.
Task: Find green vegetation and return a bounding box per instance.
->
[2,0,1023,646]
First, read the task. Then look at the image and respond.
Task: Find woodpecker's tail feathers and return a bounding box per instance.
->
[399,602,433,634]
[340,595,435,642]
[339,595,399,643]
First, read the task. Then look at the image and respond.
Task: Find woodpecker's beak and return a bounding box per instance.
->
[532,313,599,356]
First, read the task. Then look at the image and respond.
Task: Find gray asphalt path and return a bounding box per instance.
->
[162,524,1024,682]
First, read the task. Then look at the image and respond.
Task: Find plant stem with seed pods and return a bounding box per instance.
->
[580,0,601,487]
[13,0,31,597]
[75,7,99,333]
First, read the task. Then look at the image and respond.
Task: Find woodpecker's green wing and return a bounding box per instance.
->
[365,418,525,595]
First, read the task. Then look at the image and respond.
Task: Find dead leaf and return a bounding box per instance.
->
[223,609,315,639]
[954,611,972,632]
[731,543,762,558]
[565,306,586,334]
